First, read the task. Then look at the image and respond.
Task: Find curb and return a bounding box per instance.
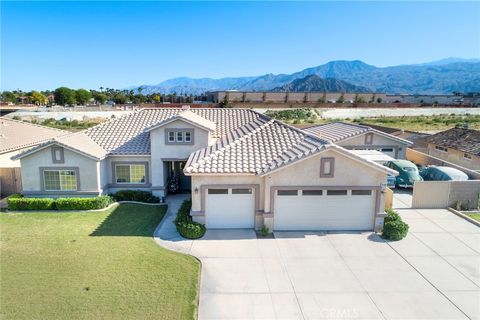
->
[448,207,480,227]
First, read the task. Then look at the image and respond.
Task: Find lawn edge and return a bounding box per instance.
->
[4,201,166,213]
[448,207,480,227]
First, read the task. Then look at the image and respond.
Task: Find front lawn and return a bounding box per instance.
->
[464,212,480,222]
[0,203,200,320]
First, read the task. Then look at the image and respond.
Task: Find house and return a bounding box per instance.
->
[0,118,67,196]
[425,127,480,171]
[13,107,398,232]
[305,122,412,159]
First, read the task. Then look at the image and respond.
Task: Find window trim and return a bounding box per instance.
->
[111,161,150,187]
[435,145,448,153]
[320,157,335,178]
[352,190,372,196]
[51,146,65,164]
[208,188,229,195]
[165,128,194,145]
[40,167,80,192]
[302,190,323,196]
[326,189,348,196]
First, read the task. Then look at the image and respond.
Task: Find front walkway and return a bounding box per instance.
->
[154,197,479,320]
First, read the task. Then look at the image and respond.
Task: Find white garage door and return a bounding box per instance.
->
[274,189,374,231]
[378,148,396,158]
[206,188,255,228]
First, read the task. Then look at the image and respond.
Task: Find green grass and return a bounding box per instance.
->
[0,203,200,320]
[465,212,480,222]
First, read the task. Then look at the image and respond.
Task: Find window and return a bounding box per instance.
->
[232,188,252,194]
[165,129,194,144]
[435,145,448,152]
[168,131,175,142]
[464,153,472,160]
[327,190,348,196]
[381,148,394,152]
[365,133,374,145]
[352,190,372,196]
[277,190,298,196]
[302,190,323,196]
[208,189,228,194]
[115,164,146,184]
[320,158,335,178]
[43,170,77,191]
[51,147,64,163]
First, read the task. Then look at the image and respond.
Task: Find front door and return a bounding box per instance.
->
[165,161,191,193]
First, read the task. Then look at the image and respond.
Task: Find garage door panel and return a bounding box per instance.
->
[274,191,374,231]
[206,189,255,229]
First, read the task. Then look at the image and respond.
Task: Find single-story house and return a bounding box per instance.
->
[425,127,480,171]
[0,117,67,196]
[305,122,412,159]
[13,107,398,232]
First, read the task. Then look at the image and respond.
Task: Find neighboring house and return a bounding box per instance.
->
[0,118,67,196]
[305,122,412,159]
[13,107,397,232]
[425,127,480,170]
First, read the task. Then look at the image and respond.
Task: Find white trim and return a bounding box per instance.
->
[12,141,103,161]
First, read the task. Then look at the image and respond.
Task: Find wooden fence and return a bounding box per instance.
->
[0,168,22,197]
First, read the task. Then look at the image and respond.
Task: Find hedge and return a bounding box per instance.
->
[7,195,113,211]
[7,197,56,211]
[55,196,113,210]
[110,190,159,203]
[174,199,206,239]
[382,208,409,241]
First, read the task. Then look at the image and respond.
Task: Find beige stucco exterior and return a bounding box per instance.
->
[0,150,22,168]
[189,148,388,231]
[427,143,480,170]
[337,131,409,159]
[19,145,101,196]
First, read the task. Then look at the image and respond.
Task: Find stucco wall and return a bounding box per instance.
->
[0,150,22,168]
[150,119,211,196]
[427,144,480,170]
[412,180,480,209]
[264,148,386,212]
[20,146,100,194]
[338,132,408,159]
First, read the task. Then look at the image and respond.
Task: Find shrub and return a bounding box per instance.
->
[384,208,401,224]
[55,196,113,210]
[174,199,206,239]
[110,190,159,203]
[260,225,269,237]
[8,197,55,210]
[382,220,409,241]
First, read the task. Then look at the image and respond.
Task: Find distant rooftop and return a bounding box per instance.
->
[426,127,480,156]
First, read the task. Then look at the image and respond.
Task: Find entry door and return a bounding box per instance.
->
[274,189,374,231]
[206,188,255,228]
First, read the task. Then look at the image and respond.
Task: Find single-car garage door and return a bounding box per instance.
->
[206,188,255,228]
[274,189,374,231]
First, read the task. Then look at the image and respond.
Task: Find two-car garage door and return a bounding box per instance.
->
[274,189,375,231]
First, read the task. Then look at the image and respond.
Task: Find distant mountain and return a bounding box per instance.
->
[133,59,480,95]
[271,75,371,93]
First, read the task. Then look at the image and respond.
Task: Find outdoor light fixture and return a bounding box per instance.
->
[194,187,199,194]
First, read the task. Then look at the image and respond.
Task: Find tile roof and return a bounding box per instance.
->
[85,108,265,155]
[0,117,67,154]
[426,127,480,156]
[145,110,216,132]
[305,122,370,143]
[185,119,329,175]
[305,121,412,145]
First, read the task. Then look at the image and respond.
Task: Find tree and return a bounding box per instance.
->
[112,93,128,104]
[93,92,108,104]
[336,94,345,104]
[1,91,17,103]
[54,87,76,106]
[76,89,92,105]
[152,94,161,103]
[355,95,367,103]
[30,91,47,105]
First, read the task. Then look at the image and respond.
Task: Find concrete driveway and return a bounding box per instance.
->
[155,199,479,320]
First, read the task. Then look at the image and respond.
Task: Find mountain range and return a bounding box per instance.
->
[135,58,480,95]
[271,75,371,93]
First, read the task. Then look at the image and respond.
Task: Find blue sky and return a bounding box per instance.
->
[1,1,479,91]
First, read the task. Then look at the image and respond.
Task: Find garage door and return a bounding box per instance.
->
[206,188,255,228]
[274,189,374,231]
[378,148,396,158]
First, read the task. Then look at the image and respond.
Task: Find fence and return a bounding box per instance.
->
[0,168,22,197]
[412,180,480,209]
